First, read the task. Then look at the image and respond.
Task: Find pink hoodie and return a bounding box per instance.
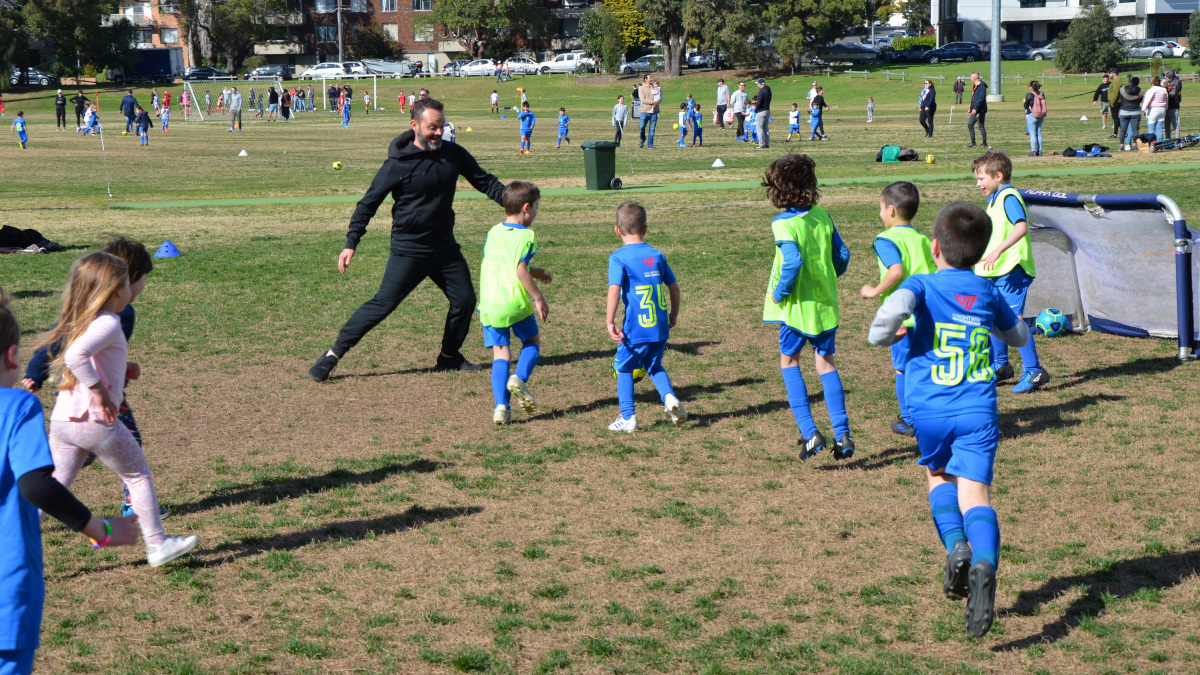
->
[50,311,127,422]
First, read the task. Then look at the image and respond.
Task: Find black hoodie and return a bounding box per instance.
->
[346,130,506,256]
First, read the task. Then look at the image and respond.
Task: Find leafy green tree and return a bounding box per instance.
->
[178,0,289,73]
[903,0,931,33]
[580,5,624,74]
[767,0,867,70]
[637,0,687,76]
[349,22,404,60]
[1188,10,1200,66]
[1056,0,1124,73]
[684,0,763,67]
[414,0,549,59]
[0,3,24,89]
[21,0,141,79]
[605,0,651,48]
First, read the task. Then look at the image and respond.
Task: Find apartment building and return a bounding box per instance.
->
[933,0,1199,45]
[102,1,190,67]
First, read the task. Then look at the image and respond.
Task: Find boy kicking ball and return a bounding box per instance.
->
[479,181,551,425]
[868,201,1031,638]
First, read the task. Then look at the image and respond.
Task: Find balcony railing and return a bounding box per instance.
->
[267,11,304,25]
[102,13,154,26]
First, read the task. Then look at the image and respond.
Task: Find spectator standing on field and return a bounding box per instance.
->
[1116,76,1143,150]
[119,89,138,135]
[716,79,730,130]
[810,85,827,140]
[280,88,292,120]
[965,72,988,148]
[228,86,243,133]
[71,91,90,129]
[1023,80,1046,156]
[1141,76,1168,142]
[267,87,279,121]
[612,94,628,145]
[806,81,818,104]
[1092,74,1112,130]
[637,75,659,148]
[918,79,937,138]
[755,78,772,149]
[54,89,67,131]
[953,76,965,105]
[730,81,749,140]
[1164,69,1182,140]
[1106,70,1122,139]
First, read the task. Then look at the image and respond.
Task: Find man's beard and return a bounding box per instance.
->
[419,130,442,150]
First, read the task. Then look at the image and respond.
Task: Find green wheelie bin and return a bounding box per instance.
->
[580,141,623,190]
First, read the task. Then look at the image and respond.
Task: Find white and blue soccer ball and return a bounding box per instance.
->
[1036,308,1067,337]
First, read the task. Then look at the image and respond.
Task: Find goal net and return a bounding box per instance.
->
[182,79,285,122]
[1020,189,1198,360]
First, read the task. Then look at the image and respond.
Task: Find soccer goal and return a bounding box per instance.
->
[182,79,283,122]
[1020,189,1197,361]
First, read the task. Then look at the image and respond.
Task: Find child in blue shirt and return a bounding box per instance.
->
[685,92,696,111]
[606,201,685,432]
[160,105,170,133]
[518,102,535,154]
[341,98,351,127]
[745,99,758,144]
[677,103,689,147]
[10,112,26,149]
[868,201,1030,639]
[556,107,570,148]
[787,103,800,141]
[689,104,703,147]
[762,153,853,460]
[0,287,138,675]
[135,105,151,147]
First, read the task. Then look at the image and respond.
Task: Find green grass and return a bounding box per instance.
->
[5,61,1200,674]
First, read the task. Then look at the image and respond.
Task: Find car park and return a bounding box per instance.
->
[243,65,290,80]
[298,62,348,80]
[924,41,984,63]
[999,42,1033,60]
[1028,44,1058,61]
[622,54,665,73]
[9,67,59,86]
[459,59,497,77]
[183,66,232,81]
[538,51,591,74]
[886,44,933,63]
[502,56,539,75]
[1126,39,1174,59]
[821,42,882,63]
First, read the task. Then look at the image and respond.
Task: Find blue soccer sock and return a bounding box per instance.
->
[819,370,850,438]
[515,342,540,382]
[928,483,966,553]
[617,371,636,420]
[1017,332,1042,372]
[491,359,511,407]
[964,505,1000,570]
[895,372,912,424]
[990,334,1010,368]
[648,365,675,402]
[781,366,818,437]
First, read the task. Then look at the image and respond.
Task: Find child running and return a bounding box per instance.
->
[787,102,800,142]
[809,98,823,141]
[11,111,27,149]
[606,201,686,432]
[134,105,151,148]
[860,182,936,437]
[762,154,854,460]
[479,181,552,425]
[868,201,1031,638]
[34,252,198,567]
[972,150,1050,392]
[556,107,570,148]
[518,102,535,154]
[0,286,140,675]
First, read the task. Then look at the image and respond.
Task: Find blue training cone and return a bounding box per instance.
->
[154,241,181,258]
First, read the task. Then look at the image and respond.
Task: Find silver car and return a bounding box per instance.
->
[622,54,664,74]
[502,57,539,75]
[1028,44,1058,61]
[1126,39,1173,59]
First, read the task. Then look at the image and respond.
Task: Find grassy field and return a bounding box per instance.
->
[2,61,1200,674]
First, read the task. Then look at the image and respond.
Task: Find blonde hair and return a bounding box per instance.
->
[35,252,129,390]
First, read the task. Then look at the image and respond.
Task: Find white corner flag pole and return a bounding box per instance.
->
[98,124,113,198]
[946,105,954,159]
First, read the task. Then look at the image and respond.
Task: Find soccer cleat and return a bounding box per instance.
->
[147,535,199,568]
[832,432,856,460]
[433,356,483,372]
[798,430,827,461]
[1011,368,1051,394]
[890,417,916,437]
[308,353,339,382]
[493,405,511,425]
[507,375,537,413]
[943,540,973,600]
[964,561,997,637]
[123,503,170,519]
[664,394,687,425]
[991,362,1015,383]
[608,415,637,433]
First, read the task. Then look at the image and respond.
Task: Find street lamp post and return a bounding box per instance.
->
[337,0,344,62]
[988,0,1004,102]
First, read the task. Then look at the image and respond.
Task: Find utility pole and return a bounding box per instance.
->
[988,0,1003,102]
[337,0,344,62]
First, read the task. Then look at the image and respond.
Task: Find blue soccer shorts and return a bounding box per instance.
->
[482,314,538,348]
[993,266,1034,316]
[913,412,999,485]
[614,340,666,373]
[0,649,34,675]
[789,124,800,134]
[890,332,911,372]
[778,325,836,357]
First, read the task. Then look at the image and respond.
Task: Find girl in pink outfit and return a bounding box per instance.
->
[1142,75,1169,142]
[36,252,199,568]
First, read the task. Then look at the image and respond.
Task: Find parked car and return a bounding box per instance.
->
[1126,39,1174,59]
[686,51,714,68]
[999,42,1033,60]
[1028,44,1058,61]
[9,67,59,86]
[886,44,933,63]
[821,42,882,63]
[863,36,892,49]
[298,62,348,80]
[442,59,470,76]
[622,54,665,73]
[925,41,984,63]
[538,51,590,74]
[1166,40,1187,57]
[182,66,231,81]
[459,59,497,77]
[243,64,290,80]
[502,56,539,75]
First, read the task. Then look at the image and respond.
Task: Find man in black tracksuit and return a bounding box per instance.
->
[965,72,988,148]
[309,98,506,381]
[120,90,139,134]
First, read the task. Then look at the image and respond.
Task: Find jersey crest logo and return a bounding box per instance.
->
[955,294,979,311]
[641,258,656,269]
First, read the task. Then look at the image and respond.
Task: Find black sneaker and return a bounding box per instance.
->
[82,452,98,468]
[433,354,483,372]
[965,561,996,637]
[308,353,339,382]
[944,540,972,600]
[991,362,1015,384]
[964,143,977,148]
[798,430,827,461]
[890,417,915,437]
[832,433,855,460]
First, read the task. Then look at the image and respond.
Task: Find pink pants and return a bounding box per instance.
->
[49,420,165,547]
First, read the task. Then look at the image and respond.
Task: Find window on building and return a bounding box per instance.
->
[563,18,580,37]
[413,0,432,10]
[414,25,434,41]
[134,29,153,44]
[349,0,366,11]
[1149,16,1189,38]
[383,23,399,39]
[160,28,179,43]
[160,3,179,13]
[1007,23,1033,42]
[317,24,337,42]
[382,0,396,10]
[315,0,335,13]
[1017,0,1045,7]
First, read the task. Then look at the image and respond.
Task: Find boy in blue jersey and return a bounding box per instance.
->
[556,107,570,148]
[10,111,27,149]
[685,92,696,111]
[606,201,685,432]
[341,97,352,127]
[787,103,800,142]
[518,102,535,154]
[677,103,688,147]
[762,153,853,460]
[972,150,1049,393]
[689,104,703,147]
[134,105,151,147]
[868,201,1030,638]
[861,181,936,437]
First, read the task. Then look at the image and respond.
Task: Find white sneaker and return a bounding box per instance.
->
[664,394,687,425]
[493,405,511,425]
[506,375,537,413]
[608,415,637,433]
[147,535,199,568]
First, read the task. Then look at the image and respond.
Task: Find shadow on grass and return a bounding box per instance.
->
[199,505,484,565]
[171,458,447,516]
[11,289,57,299]
[540,340,720,367]
[517,376,764,423]
[1051,356,1182,390]
[815,444,921,472]
[998,393,1125,438]
[994,548,1200,651]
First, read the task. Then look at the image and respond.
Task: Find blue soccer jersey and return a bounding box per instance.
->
[899,269,1021,419]
[519,110,535,134]
[608,242,677,345]
[557,113,569,134]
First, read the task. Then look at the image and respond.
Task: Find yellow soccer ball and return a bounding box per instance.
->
[672,123,679,130]
[925,154,935,164]
[121,130,128,136]
[332,161,343,170]
[612,367,647,383]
